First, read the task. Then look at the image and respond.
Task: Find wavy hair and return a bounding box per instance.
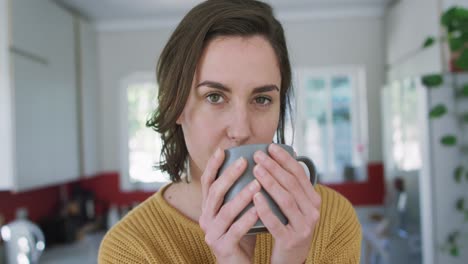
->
[146,0,293,182]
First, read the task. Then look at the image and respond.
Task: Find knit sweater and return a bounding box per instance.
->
[98,184,361,263]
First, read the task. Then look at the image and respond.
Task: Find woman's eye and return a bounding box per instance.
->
[207,93,224,104]
[254,96,271,105]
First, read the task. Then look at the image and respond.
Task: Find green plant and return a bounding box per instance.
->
[423,6,468,71]
[422,6,468,258]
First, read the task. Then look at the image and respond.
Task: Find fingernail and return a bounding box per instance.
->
[236,157,245,167]
[254,165,265,177]
[254,192,262,202]
[269,143,281,153]
[249,180,260,192]
[254,150,267,161]
[215,148,222,158]
[250,207,257,215]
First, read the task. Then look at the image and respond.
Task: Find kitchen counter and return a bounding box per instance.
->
[39,231,105,264]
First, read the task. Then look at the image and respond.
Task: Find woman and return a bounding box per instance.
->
[98,0,361,263]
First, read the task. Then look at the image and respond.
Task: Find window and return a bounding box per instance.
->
[383,78,422,171]
[293,67,368,183]
[119,73,169,191]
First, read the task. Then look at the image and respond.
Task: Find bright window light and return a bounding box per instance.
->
[126,82,168,184]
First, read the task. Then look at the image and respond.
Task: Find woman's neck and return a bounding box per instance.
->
[163,163,204,222]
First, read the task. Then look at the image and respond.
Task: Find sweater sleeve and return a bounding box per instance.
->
[322,194,362,264]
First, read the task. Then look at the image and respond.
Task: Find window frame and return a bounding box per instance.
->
[293,66,368,182]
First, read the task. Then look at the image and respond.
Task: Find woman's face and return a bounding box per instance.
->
[177,35,282,178]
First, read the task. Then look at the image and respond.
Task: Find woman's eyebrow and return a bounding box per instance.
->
[196,81,279,94]
[252,85,279,94]
[196,80,230,92]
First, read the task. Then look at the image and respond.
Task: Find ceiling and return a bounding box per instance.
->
[56,0,393,22]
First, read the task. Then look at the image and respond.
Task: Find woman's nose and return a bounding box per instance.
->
[226,105,252,145]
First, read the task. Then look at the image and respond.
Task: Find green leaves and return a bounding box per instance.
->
[454,166,463,183]
[438,6,468,71]
[429,104,447,118]
[441,7,454,28]
[430,106,457,147]
[441,7,468,33]
[456,85,468,111]
[460,112,468,123]
[454,49,468,70]
[423,36,436,48]
[454,166,468,184]
[462,84,468,96]
[449,35,464,51]
[445,231,460,256]
[428,7,468,259]
[422,74,444,87]
[450,246,460,257]
[456,198,465,211]
[441,135,457,146]
[444,230,463,257]
[448,231,459,243]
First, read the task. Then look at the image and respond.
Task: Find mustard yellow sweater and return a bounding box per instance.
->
[98,184,361,263]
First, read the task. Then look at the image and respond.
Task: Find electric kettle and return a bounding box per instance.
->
[1,219,45,264]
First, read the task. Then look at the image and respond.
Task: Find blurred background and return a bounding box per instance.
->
[1,0,467,263]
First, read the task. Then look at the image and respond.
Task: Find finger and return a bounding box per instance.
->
[253,165,304,227]
[204,157,247,219]
[201,148,225,209]
[206,207,258,257]
[199,148,225,231]
[253,150,311,215]
[253,192,288,239]
[207,179,261,242]
[268,144,308,185]
[268,144,319,206]
[254,149,304,196]
[222,206,259,245]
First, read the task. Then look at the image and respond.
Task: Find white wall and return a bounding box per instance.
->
[283,17,385,162]
[426,74,468,264]
[97,16,386,171]
[384,1,468,263]
[444,0,468,8]
[384,1,442,263]
[0,0,14,189]
[385,0,443,81]
[79,18,101,177]
[97,27,174,171]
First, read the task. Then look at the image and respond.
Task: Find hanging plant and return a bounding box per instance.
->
[429,104,448,118]
[422,74,444,87]
[461,84,468,96]
[421,5,468,258]
[454,166,464,183]
[440,135,458,146]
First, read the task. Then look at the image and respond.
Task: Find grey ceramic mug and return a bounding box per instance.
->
[216,143,317,235]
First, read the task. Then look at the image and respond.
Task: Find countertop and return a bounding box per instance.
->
[39,231,105,264]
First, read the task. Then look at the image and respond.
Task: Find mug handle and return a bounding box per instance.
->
[297,156,318,185]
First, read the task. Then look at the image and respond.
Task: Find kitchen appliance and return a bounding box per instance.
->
[1,219,45,264]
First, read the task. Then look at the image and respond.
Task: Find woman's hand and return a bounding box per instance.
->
[199,148,261,264]
[252,144,321,264]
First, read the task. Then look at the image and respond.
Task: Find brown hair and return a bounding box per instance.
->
[146,0,293,182]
